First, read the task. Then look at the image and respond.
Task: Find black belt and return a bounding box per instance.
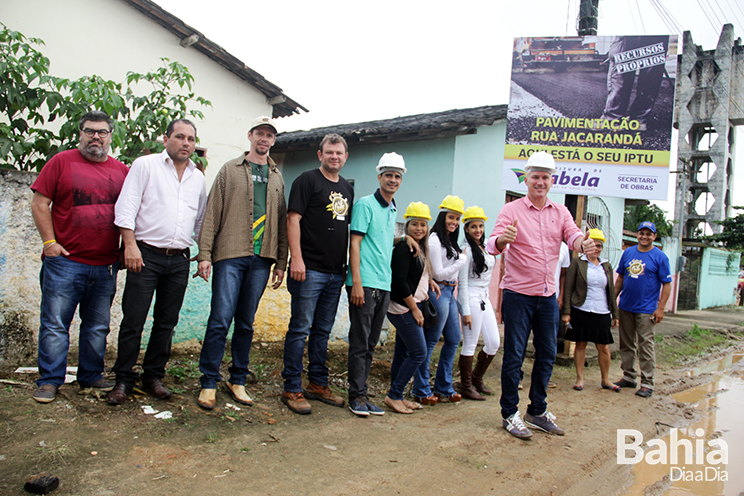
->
[138,241,188,256]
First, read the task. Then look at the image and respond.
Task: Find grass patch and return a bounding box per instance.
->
[657,324,740,366]
[26,441,71,466]
[167,361,200,382]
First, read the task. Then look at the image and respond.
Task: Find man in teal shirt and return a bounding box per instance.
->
[346,153,407,416]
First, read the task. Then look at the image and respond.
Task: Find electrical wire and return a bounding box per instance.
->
[649,0,677,34]
[635,0,647,34]
[566,0,572,36]
[627,0,640,33]
[709,0,731,27]
[723,0,744,29]
[703,0,723,25]
[733,0,744,22]
[654,0,684,33]
[696,0,721,32]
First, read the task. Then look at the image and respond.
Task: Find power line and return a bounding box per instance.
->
[626,0,640,33]
[709,0,730,26]
[696,0,720,32]
[723,0,744,30]
[635,0,647,34]
[649,0,679,34]
[733,0,744,21]
[703,0,723,25]
[655,0,684,33]
[650,1,674,34]
[566,0,572,36]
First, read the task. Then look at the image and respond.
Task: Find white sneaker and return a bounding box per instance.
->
[503,411,533,439]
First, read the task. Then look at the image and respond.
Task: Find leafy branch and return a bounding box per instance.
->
[0,24,211,171]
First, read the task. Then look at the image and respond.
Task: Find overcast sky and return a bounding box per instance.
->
[154,0,744,218]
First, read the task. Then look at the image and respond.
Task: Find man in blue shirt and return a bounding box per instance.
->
[614,221,672,398]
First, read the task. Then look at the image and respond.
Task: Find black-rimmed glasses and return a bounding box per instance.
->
[82,128,111,138]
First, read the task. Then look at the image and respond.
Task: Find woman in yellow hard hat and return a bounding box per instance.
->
[385,202,437,414]
[456,206,500,400]
[561,229,620,392]
[412,195,467,404]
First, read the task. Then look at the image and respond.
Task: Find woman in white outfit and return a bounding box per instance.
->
[457,206,500,400]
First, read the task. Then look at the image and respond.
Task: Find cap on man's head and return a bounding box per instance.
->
[524,151,556,174]
[249,116,278,134]
[637,221,657,233]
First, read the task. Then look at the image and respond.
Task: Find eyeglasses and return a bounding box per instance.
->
[82,128,111,138]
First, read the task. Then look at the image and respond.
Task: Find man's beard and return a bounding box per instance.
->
[80,142,109,161]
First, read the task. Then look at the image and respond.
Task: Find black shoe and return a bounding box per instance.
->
[613,379,637,388]
[83,378,115,391]
[635,387,653,398]
[142,379,173,400]
[107,383,133,405]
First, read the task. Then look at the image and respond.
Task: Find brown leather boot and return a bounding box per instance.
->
[472,349,495,395]
[458,355,485,401]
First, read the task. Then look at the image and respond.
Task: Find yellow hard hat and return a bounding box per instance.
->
[588,228,606,243]
[462,206,488,224]
[404,201,432,220]
[438,195,465,215]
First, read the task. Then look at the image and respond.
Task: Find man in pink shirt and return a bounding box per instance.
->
[487,151,595,439]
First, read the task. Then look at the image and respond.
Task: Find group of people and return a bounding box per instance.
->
[31,112,287,409]
[561,222,671,401]
[30,111,673,439]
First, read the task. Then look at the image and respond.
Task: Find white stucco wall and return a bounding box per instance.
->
[1,0,275,184]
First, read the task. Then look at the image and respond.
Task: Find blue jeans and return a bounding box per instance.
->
[37,256,118,388]
[387,308,427,400]
[500,289,558,419]
[199,256,272,388]
[282,269,344,392]
[413,284,461,397]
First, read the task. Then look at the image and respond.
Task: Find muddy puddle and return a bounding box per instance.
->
[622,354,744,495]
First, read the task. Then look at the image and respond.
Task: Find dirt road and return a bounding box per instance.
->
[4,335,739,496]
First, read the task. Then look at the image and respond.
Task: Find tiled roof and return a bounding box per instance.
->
[123,0,307,118]
[273,105,507,153]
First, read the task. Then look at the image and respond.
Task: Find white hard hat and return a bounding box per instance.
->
[524,151,556,174]
[376,152,407,174]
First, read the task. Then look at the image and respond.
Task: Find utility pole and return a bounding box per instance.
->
[566,0,599,229]
[578,0,599,36]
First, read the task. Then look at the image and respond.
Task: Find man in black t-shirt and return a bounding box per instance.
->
[281,134,354,414]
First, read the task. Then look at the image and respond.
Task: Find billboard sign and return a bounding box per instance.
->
[503,35,678,200]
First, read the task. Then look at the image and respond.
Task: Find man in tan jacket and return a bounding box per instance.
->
[195,116,288,410]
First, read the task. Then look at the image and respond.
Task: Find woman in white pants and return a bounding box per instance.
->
[457,206,500,400]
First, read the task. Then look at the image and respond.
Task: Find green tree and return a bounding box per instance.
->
[0,24,210,171]
[0,25,62,171]
[623,203,673,237]
[702,208,744,251]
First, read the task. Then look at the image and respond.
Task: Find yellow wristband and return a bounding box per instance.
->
[43,239,56,246]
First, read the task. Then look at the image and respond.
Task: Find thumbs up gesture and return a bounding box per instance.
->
[581,230,597,256]
[502,218,518,245]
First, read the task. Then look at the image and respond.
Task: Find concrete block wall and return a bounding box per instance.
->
[0,168,299,372]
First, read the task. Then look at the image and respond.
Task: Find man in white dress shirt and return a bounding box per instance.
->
[108,119,207,405]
